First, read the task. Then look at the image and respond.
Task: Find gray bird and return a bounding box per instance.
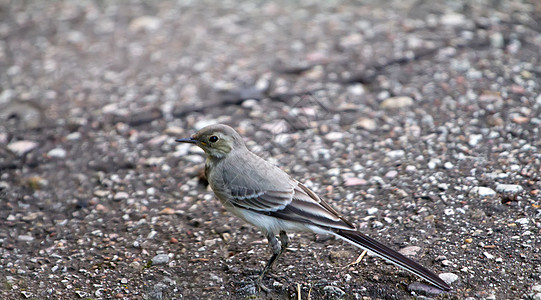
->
[176,123,450,292]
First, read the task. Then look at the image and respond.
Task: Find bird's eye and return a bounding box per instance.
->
[209,136,219,143]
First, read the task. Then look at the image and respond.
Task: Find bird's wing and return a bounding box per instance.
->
[219,152,355,230]
[267,180,356,230]
[219,154,296,212]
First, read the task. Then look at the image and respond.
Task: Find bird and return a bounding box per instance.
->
[175,123,451,292]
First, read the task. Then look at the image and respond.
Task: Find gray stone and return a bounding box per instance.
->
[399,246,421,257]
[439,272,459,284]
[470,187,496,197]
[7,140,38,156]
[380,96,414,109]
[495,184,523,194]
[47,148,66,158]
[151,254,170,265]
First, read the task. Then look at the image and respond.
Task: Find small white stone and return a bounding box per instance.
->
[470,186,496,197]
[444,208,454,216]
[495,184,523,194]
[114,192,129,201]
[468,134,483,146]
[443,162,454,169]
[439,272,459,284]
[344,177,366,186]
[438,183,449,191]
[385,170,398,178]
[386,149,405,159]
[7,140,38,156]
[47,148,67,158]
[366,207,378,215]
[405,165,417,172]
[483,251,494,259]
[441,13,466,26]
[66,132,81,140]
[515,217,529,225]
[356,118,377,131]
[129,16,161,32]
[151,254,169,265]
[399,246,421,257]
[17,235,34,242]
[380,96,414,109]
[147,231,157,239]
[146,187,156,195]
[324,132,344,142]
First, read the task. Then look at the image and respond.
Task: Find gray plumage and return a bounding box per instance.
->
[176,124,450,292]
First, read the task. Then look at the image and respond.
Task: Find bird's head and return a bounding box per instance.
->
[175,124,246,159]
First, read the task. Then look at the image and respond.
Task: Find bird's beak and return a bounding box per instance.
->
[175,137,197,144]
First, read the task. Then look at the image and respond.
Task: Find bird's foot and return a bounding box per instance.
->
[255,278,271,293]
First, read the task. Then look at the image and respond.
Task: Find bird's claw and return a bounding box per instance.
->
[256,278,271,293]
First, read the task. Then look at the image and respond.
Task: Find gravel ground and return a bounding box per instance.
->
[1,0,541,299]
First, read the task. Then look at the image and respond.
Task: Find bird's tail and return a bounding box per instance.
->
[330,228,450,291]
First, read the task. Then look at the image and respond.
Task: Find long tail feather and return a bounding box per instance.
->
[332,228,450,291]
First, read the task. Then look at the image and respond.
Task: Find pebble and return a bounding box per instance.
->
[94,190,110,198]
[114,192,129,201]
[323,286,345,297]
[405,165,417,172]
[47,148,67,158]
[366,207,378,215]
[438,183,449,191]
[380,96,414,109]
[495,184,523,194]
[160,208,176,215]
[151,254,170,265]
[147,135,168,146]
[489,31,505,48]
[129,16,161,32]
[356,118,377,131]
[408,282,445,295]
[146,187,156,195]
[324,132,344,142]
[147,231,157,239]
[165,126,184,136]
[344,177,367,186]
[399,246,421,257]
[384,170,398,178]
[439,272,459,284]
[428,158,441,169]
[66,132,81,141]
[441,260,453,266]
[386,149,405,159]
[484,251,494,259]
[470,186,496,197]
[515,218,528,225]
[145,157,165,166]
[17,235,34,242]
[441,13,466,26]
[7,140,38,156]
[468,134,483,146]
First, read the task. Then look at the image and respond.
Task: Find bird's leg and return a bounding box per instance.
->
[276,231,289,263]
[256,232,284,292]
